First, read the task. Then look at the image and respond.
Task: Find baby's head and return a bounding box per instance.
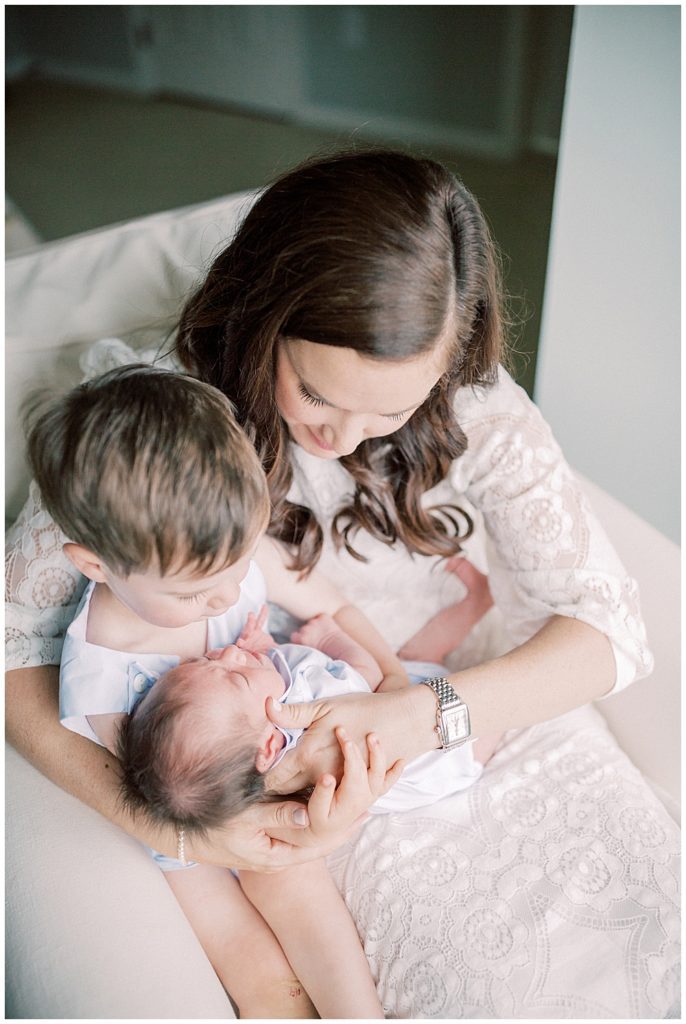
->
[24,364,270,625]
[117,645,288,830]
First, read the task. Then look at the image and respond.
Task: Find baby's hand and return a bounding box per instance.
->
[237,606,274,654]
[291,613,340,649]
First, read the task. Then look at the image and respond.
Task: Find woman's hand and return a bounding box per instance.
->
[265,688,438,794]
[184,793,362,873]
[187,729,402,871]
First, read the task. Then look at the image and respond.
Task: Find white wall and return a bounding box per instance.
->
[535,6,680,543]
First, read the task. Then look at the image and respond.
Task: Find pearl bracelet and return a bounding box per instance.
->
[177,827,188,867]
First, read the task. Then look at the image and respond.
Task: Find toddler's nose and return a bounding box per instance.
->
[206,582,240,612]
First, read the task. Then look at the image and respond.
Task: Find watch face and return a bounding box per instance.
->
[444,704,470,745]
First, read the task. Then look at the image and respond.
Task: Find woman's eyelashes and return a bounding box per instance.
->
[297,382,407,422]
[297,382,325,408]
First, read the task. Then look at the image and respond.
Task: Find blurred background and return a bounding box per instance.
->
[4,5,680,541]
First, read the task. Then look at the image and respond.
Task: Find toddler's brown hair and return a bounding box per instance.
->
[24,364,270,576]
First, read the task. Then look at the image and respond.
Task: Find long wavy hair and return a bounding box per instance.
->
[177,149,506,573]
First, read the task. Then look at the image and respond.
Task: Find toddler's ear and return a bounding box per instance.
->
[63,542,109,583]
[255,727,284,774]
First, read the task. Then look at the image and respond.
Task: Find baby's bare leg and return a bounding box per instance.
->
[240,860,384,1019]
[398,557,494,663]
[166,863,317,1018]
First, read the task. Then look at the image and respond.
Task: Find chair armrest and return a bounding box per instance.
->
[5,743,235,1018]
[579,475,680,817]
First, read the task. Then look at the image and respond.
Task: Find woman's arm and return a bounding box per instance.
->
[265,615,616,792]
[5,665,371,871]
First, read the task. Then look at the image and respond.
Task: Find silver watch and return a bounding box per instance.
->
[421,676,471,750]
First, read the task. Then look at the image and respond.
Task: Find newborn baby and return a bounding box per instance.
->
[116,610,485,829]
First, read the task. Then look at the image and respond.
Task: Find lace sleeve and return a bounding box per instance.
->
[5,337,177,672]
[450,369,654,694]
[5,481,87,670]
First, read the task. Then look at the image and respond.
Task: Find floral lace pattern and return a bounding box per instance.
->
[327,705,680,1018]
[6,481,86,667]
[287,368,652,691]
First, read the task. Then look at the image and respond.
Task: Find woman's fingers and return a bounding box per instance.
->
[383,758,406,793]
[305,771,337,828]
[366,733,404,796]
[264,818,367,866]
[243,797,310,831]
[263,742,313,793]
[365,732,386,794]
[306,728,375,832]
[267,695,323,730]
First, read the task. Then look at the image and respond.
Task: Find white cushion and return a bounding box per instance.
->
[6,193,254,522]
[5,743,234,1019]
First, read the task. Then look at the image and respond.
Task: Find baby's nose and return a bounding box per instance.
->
[206,645,246,666]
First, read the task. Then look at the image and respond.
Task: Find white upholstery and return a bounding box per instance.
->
[5,195,680,1018]
[577,478,680,816]
[5,192,255,523]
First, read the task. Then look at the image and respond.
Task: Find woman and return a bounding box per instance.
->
[173,149,651,793]
[6,150,658,1011]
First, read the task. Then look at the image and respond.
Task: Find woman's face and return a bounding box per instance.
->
[275,338,448,459]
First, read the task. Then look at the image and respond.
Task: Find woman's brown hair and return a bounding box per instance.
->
[177,149,506,573]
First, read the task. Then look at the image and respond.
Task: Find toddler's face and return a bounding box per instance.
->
[102,550,254,628]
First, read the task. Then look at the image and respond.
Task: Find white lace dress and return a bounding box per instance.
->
[5,341,679,1018]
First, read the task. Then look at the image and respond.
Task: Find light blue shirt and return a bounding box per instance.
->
[59,559,267,744]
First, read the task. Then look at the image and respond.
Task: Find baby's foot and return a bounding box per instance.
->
[398,558,493,663]
[291,613,341,650]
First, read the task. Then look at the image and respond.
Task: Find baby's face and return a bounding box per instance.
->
[181,644,286,732]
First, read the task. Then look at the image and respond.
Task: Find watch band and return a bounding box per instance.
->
[421,676,471,751]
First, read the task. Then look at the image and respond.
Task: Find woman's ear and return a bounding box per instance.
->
[63,542,109,583]
[255,727,284,774]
